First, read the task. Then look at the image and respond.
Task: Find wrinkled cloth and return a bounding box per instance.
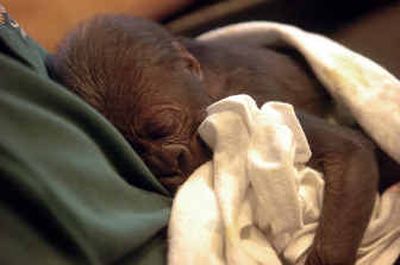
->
[168,22,400,265]
[168,96,400,265]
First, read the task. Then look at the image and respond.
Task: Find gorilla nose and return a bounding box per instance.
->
[162,144,191,176]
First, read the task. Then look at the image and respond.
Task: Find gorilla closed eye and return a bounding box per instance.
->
[142,109,182,140]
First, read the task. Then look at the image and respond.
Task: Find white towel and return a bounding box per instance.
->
[168,22,400,265]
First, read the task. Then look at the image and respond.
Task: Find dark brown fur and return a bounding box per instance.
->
[183,39,333,117]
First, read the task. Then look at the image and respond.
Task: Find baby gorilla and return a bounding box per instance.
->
[49,15,380,264]
[50,15,212,190]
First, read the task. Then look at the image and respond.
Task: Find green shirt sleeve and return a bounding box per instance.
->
[0,8,171,265]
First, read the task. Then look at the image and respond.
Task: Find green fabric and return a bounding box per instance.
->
[0,16,47,76]
[0,12,171,265]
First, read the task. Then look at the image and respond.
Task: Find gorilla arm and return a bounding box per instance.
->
[298,113,378,265]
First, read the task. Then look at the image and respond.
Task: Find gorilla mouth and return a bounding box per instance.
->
[145,154,188,193]
[158,174,188,193]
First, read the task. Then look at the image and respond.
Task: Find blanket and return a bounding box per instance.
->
[168,22,400,264]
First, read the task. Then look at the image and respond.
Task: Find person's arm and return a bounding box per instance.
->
[0,13,171,264]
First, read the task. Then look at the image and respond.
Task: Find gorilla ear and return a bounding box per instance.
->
[182,50,203,81]
[173,41,203,81]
